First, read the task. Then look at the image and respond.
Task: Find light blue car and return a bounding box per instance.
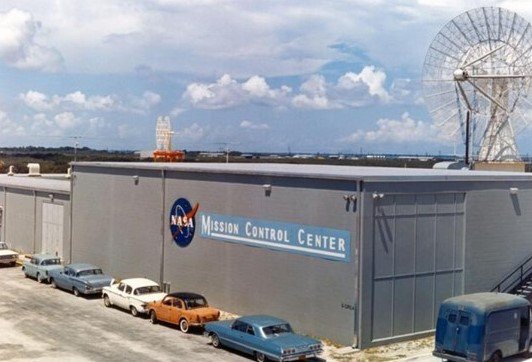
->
[22,254,62,283]
[204,315,323,362]
[48,263,114,297]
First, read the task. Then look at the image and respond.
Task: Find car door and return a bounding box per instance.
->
[124,285,134,309]
[25,258,36,277]
[171,298,185,325]
[240,324,265,356]
[112,283,127,308]
[228,321,253,354]
[55,267,69,289]
[158,297,174,323]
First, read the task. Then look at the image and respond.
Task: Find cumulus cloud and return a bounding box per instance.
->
[19,89,160,114]
[19,90,54,111]
[54,112,79,129]
[337,66,391,103]
[129,91,161,112]
[175,123,205,141]
[0,110,25,135]
[182,74,291,109]
[183,67,417,110]
[0,9,63,72]
[343,112,457,144]
[240,120,269,130]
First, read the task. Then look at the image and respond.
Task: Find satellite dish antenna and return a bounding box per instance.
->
[422,7,532,166]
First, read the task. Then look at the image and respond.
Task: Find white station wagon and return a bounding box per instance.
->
[102,278,167,316]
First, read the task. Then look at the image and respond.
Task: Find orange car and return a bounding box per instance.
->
[147,292,220,333]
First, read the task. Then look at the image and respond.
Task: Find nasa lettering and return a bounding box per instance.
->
[169,198,199,247]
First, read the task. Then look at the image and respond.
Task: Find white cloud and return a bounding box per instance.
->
[170,107,185,117]
[19,89,160,113]
[343,112,457,144]
[175,123,205,141]
[292,94,334,109]
[130,90,161,112]
[337,66,391,102]
[240,120,269,130]
[54,112,79,129]
[182,74,291,109]
[0,110,24,135]
[19,90,55,111]
[62,91,116,111]
[183,67,417,110]
[0,9,63,72]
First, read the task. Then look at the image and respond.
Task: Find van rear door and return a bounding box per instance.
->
[442,310,471,356]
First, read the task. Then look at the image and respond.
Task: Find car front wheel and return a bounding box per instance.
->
[73,287,80,297]
[50,279,57,289]
[37,273,45,283]
[179,318,189,333]
[150,310,158,324]
[211,333,221,348]
[130,306,139,317]
[255,352,267,362]
[103,295,111,307]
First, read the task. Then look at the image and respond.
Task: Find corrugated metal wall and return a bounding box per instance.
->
[362,191,465,346]
[1,187,70,259]
[71,166,360,346]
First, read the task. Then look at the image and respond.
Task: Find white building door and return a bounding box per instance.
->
[42,203,64,258]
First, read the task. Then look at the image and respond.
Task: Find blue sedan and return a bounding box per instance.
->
[48,263,113,296]
[204,315,323,362]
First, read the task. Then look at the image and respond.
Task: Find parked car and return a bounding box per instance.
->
[22,254,62,283]
[48,263,113,296]
[147,292,220,332]
[102,278,166,316]
[204,315,323,362]
[433,292,531,362]
[0,242,18,267]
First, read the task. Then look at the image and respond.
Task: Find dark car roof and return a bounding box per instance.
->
[167,292,205,300]
[238,315,288,328]
[441,292,530,315]
[66,263,100,273]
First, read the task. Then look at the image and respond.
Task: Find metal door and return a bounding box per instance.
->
[372,192,466,341]
[41,203,64,258]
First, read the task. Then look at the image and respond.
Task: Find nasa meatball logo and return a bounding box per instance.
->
[169,198,199,247]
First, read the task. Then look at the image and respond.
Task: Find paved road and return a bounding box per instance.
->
[0,265,252,361]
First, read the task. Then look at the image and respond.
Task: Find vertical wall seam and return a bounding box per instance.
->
[412,194,418,334]
[160,169,166,286]
[432,195,437,327]
[69,166,74,263]
[33,190,37,253]
[391,196,396,336]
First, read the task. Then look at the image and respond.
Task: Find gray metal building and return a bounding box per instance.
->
[0,174,71,259]
[63,162,532,348]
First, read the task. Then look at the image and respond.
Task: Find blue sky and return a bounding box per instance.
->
[0,0,530,154]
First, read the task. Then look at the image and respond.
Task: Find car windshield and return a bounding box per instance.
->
[0,243,7,250]
[184,297,208,309]
[262,323,293,336]
[78,269,103,276]
[134,285,161,295]
[42,258,60,266]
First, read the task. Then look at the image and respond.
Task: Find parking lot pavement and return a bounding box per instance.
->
[0,266,249,362]
[403,352,532,361]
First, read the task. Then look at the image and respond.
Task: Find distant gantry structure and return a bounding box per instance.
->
[153,116,185,162]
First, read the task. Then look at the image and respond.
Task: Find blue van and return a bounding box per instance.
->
[433,293,531,362]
